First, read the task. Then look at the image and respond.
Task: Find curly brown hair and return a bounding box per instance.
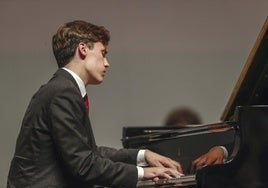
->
[165,107,202,127]
[52,20,110,68]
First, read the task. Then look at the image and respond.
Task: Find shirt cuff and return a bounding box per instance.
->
[137,166,144,180]
[219,146,228,162]
[137,149,148,167]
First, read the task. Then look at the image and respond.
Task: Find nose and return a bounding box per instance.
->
[104,58,110,67]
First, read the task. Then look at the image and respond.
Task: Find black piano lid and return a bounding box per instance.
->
[221,17,268,122]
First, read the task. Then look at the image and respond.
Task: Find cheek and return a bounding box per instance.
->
[86,56,104,74]
[96,58,105,69]
[86,57,98,69]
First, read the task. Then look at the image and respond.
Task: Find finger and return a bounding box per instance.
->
[205,157,216,165]
[190,160,199,173]
[158,159,175,170]
[166,169,181,179]
[192,158,207,170]
[152,177,159,182]
[162,173,173,180]
[191,157,201,170]
[167,169,183,178]
[207,155,223,165]
[177,163,183,173]
[170,159,183,173]
[214,157,223,164]
[161,158,182,173]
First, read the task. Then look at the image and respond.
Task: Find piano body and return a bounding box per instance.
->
[122,17,268,187]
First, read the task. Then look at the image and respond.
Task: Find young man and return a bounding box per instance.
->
[7,20,183,188]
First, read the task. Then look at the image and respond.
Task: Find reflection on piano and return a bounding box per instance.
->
[125,122,237,188]
[122,122,236,174]
[122,17,268,187]
[196,105,268,188]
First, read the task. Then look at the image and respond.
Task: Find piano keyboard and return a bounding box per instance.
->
[137,174,196,187]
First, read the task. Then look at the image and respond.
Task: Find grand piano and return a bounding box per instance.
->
[122,17,268,187]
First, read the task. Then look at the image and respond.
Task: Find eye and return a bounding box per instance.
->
[102,50,107,57]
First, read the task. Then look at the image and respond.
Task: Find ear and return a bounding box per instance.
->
[77,42,87,59]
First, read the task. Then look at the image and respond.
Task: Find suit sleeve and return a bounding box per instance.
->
[48,87,138,188]
[97,146,139,164]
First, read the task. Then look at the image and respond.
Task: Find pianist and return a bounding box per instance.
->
[7,20,183,188]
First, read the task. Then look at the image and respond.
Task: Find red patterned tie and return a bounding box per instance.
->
[83,94,89,113]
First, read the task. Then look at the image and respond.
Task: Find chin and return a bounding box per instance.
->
[89,76,104,85]
[92,79,103,85]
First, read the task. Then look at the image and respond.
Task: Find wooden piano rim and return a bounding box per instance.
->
[221,17,268,121]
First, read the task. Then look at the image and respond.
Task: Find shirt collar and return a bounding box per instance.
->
[62,67,87,98]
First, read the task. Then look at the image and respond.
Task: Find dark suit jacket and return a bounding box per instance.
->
[7,69,139,188]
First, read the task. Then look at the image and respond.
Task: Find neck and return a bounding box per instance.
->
[64,63,88,86]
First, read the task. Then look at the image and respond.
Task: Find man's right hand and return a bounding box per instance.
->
[143,166,184,182]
